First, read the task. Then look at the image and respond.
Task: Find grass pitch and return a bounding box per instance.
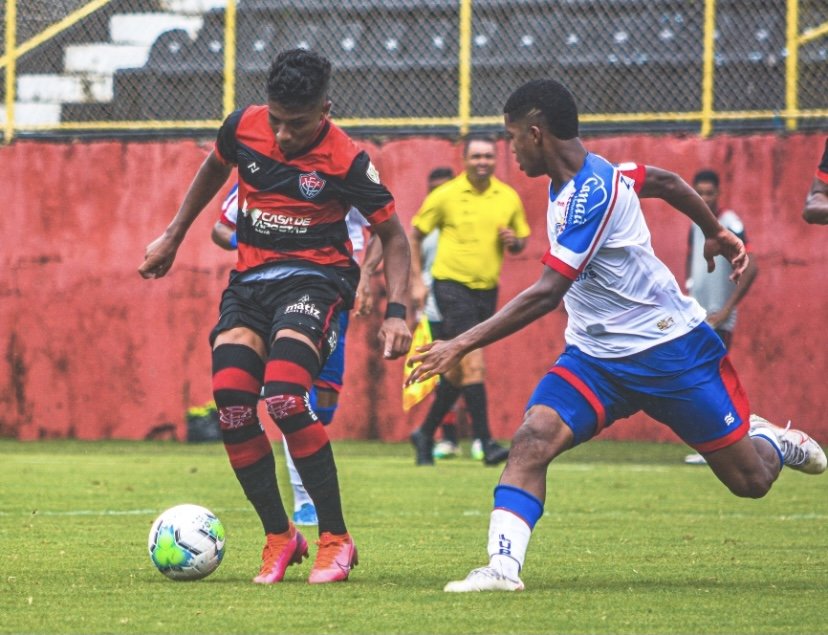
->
[1,438,826,634]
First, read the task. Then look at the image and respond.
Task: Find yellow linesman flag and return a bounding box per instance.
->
[402,315,439,411]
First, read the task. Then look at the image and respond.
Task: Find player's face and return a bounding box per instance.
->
[267,98,331,155]
[504,116,543,177]
[463,140,496,181]
[694,181,719,212]
[427,176,451,191]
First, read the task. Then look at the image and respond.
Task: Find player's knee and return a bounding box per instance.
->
[511,406,572,466]
[725,472,773,499]
[216,405,258,431]
[263,392,310,427]
[309,387,339,426]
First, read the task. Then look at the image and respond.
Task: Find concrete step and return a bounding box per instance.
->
[17,73,114,104]
[0,103,62,125]
[64,42,150,74]
[160,0,227,14]
[110,12,203,46]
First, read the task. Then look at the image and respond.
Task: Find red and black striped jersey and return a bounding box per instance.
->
[214,105,395,274]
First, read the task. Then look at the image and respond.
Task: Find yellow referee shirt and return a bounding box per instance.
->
[412,173,530,290]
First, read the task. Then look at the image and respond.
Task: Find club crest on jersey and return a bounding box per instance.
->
[366,161,381,184]
[299,171,326,199]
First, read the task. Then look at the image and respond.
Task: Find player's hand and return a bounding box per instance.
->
[703,229,748,283]
[378,317,412,360]
[139,233,179,279]
[405,338,463,386]
[498,227,519,249]
[705,309,730,329]
[354,274,374,317]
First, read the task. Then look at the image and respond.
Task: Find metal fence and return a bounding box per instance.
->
[1,0,826,141]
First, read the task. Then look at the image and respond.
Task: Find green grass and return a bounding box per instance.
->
[1,439,826,635]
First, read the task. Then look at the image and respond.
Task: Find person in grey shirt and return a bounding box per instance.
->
[685,169,759,464]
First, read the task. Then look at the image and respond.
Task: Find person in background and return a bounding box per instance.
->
[417,167,468,460]
[683,169,759,465]
[212,184,375,524]
[802,138,828,225]
[408,135,530,466]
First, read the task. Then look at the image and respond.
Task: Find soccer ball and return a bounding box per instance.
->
[148,504,225,580]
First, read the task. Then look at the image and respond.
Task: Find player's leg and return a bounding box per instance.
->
[461,286,508,465]
[685,327,733,465]
[640,325,825,499]
[445,354,623,592]
[262,280,356,583]
[284,310,349,525]
[427,320,461,459]
[460,348,508,465]
[211,326,308,584]
[410,365,463,465]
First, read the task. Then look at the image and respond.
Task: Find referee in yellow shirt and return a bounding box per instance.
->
[409,135,531,466]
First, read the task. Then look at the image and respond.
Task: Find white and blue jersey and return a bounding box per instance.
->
[529,155,749,451]
[542,153,706,358]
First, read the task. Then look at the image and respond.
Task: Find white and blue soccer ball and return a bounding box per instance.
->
[148,504,225,580]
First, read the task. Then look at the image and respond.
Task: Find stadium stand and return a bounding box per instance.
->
[4,0,821,129]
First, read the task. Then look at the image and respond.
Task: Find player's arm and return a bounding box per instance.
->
[408,227,429,313]
[406,266,570,385]
[637,165,747,282]
[708,253,759,328]
[354,233,382,316]
[139,150,233,278]
[802,177,828,225]
[372,215,413,359]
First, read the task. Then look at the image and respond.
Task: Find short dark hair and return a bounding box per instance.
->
[462,133,497,156]
[267,49,331,109]
[428,167,454,182]
[503,79,579,140]
[693,169,720,188]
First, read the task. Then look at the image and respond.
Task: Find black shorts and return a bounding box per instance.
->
[210,274,344,361]
[432,279,498,339]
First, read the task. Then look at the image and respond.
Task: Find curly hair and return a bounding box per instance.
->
[267,49,331,109]
[503,79,579,140]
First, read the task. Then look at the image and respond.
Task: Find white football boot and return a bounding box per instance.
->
[749,414,827,474]
[444,566,525,592]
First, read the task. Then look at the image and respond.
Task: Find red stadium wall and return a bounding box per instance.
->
[1,133,825,445]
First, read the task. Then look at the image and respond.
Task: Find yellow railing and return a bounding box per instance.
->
[1,0,826,142]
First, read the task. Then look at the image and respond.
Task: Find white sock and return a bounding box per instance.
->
[487,509,532,579]
[282,436,312,511]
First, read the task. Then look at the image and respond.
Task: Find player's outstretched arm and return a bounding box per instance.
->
[139,151,232,279]
[802,177,828,225]
[638,165,747,282]
[406,267,569,386]
[372,215,412,359]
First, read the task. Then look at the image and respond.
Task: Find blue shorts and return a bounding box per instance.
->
[314,311,350,392]
[526,323,750,452]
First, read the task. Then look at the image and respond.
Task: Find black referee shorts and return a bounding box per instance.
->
[432,279,498,340]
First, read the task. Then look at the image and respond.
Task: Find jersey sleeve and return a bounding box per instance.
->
[411,188,443,236]
[818,138,828,184]
[341,151,396,225]
[218,183,239,228]
[541,171,620,280]
[615,162,646,194]
[214,109,245,165]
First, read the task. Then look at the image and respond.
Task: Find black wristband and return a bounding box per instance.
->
[384,302,407,320]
